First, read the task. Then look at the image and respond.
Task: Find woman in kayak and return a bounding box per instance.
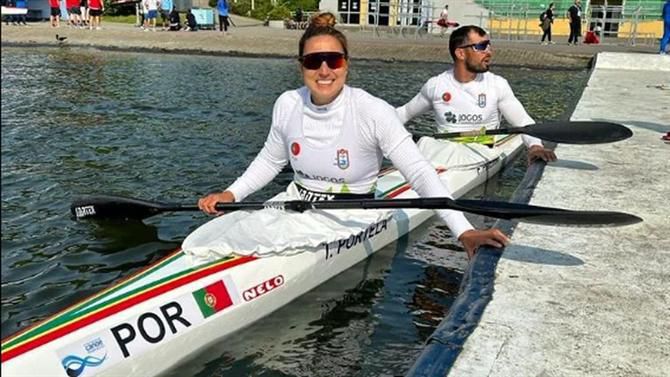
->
[198,12,509,259]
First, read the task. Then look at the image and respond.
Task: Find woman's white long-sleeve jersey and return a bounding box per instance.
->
[226,85,474,238]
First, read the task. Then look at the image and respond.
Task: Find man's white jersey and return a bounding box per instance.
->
[396,70,542,147]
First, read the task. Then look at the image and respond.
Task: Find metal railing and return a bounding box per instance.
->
[334,0,661,45]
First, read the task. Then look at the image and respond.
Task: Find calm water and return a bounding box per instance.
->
[0,47,588,376]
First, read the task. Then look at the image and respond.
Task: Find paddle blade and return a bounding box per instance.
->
[526,121,633,144]
[71,195,169,220]
[452,199,642,227]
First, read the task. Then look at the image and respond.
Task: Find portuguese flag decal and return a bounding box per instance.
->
[192,280,234,318]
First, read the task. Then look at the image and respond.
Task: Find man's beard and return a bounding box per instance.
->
[466,59,490,73]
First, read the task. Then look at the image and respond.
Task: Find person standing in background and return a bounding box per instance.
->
[79,0,88,27]
[88,0,102,29]
[143,0,159,31]
[567,0,582,45]
[49,0,61,27]
[540,2,555,44]
[138,0,146,28]
[184,8,197,31]
[660,0,670,54]
[159,0,172,31]
[14,0,28,25]
[65,0,81,27]
[217,0,230,35]
[168,5,180,30]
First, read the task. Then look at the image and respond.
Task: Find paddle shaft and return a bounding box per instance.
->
[429,121,632,145]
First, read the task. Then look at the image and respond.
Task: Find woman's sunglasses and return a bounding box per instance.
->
[299,52,347,70]
[458,40,492,52]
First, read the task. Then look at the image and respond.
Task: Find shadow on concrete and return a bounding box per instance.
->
[547,159,599,171]
[501,244,584,266]
[622,120,669,133]
[593,118,668,133]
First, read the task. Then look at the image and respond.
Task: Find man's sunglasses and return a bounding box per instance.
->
[299,52,347,70]
[458,40,492,52]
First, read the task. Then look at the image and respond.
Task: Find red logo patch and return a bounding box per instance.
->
[442,92,452,102]
[291,142,301,156]
[243,275,285,302]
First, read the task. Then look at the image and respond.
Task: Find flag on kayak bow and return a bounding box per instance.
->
[192,281,233,318]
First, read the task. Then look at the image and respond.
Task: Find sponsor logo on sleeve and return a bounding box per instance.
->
[243,275,285,301]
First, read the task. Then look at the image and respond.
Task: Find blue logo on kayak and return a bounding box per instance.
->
[61,353,107,377]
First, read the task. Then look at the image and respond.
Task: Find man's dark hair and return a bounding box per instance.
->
[448,25,488,60]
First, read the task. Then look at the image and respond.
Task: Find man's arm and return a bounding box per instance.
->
[496,77,557,163]
[496,77,542,147]
[395,79,435,124]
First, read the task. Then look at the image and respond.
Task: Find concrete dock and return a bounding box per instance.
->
[438,53,669,376]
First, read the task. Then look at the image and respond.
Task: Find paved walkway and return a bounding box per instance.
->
[444,52,670,376]
[0,17,660,68]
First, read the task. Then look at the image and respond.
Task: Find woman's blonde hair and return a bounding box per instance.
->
[298,12,349,58]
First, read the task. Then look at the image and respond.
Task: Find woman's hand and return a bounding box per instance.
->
[527,145,557,165]
[198,190,236,215]
[458,228,510,260]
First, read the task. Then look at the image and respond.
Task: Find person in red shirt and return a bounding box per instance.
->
[88,0,103,29]
[65,0,81,27]
[49,0,61,27]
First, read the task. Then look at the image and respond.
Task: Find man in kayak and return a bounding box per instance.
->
[198,13,509,259]
[396,25,557,165]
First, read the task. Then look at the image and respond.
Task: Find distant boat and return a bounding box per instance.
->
[1,6,28,15]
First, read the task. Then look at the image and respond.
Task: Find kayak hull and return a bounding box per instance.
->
[1,136,523,377]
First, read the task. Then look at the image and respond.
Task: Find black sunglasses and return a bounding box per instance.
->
[458,40,492,52]
[299,52,347,70]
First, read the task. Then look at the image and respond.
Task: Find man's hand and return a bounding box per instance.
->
[458,228,510,260]
[528,145,557,165]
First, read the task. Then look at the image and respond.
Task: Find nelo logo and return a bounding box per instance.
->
[243,275,284,301]
[442,91,451,102]
[291,142,301,156]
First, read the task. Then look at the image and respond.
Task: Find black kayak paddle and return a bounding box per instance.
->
[428,121,632,144]
[71,195,642,227]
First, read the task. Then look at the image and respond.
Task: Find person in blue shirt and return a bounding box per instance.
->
[661,0,670,54]
[217,0,230,35]
[14,0,28,25]
[160,0,172,30]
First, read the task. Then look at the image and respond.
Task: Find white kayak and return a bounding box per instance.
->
[1,136,523,377]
